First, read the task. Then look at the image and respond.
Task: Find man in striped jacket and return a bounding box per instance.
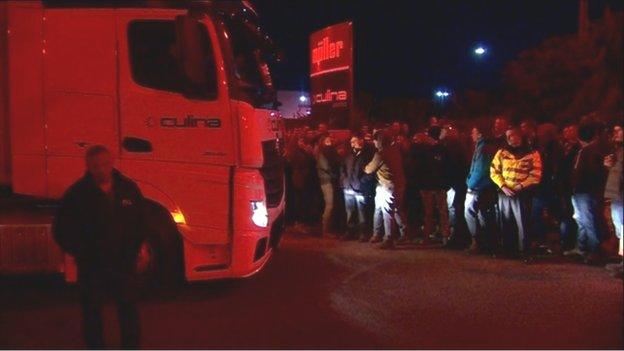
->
[490,128,542,259]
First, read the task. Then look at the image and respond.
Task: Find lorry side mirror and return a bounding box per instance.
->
[174,15,210,98]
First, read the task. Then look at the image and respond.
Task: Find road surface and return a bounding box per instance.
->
[1,230,622,349]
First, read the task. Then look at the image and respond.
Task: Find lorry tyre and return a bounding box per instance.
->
[141,200,185,289]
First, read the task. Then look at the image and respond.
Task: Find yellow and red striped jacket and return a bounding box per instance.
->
[490,148,542,190]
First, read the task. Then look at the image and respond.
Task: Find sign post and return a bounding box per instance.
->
[309,21,354,129]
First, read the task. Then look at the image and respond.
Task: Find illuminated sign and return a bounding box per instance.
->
[313,89,348,104]
[310,22,353,129]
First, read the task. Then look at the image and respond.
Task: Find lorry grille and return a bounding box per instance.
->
[260,140,284,208]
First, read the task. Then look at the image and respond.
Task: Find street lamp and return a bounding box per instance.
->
[474,46,486,56]
[299,95,307,103]
[435,90,450,98]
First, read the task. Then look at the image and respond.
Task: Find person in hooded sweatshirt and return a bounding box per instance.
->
[490,127,542,261]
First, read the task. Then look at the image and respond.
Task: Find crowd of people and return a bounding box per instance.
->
[282,115,623,277]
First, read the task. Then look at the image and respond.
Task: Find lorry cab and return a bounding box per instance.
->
[1,1,285,281]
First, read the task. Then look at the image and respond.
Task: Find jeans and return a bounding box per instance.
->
[344,189,369,237]
[420,189,450,238]
[464,188,497,249]
[559,195,578,251]
[320,183,334,232]
[610,199,623,256]
[530,192,560,244]
[373,185,407,241]
[447,186,469,243]
[497,192,532,253]
[571,193,603,253]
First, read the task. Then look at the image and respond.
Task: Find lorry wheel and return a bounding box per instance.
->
[141,201,185,289]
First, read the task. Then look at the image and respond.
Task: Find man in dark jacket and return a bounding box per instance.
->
[566,122,608,264]
[464,124,498,254]
[341,132,375,241]
[559,124,581,250]
[530,123,564,253]
[53,145,148,349]
[418,126,452,245]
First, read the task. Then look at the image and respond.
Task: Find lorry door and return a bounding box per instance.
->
[42,9,118,198]
[115,10,235,242]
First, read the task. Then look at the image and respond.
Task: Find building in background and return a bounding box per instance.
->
[277,90,311,119]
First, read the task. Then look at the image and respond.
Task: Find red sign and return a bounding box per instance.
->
[309,22,353,129]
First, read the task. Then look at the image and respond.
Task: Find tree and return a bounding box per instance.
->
[503,8,622,124]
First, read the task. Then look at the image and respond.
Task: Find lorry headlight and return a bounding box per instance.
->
[171,210,186,224]
[250,200,268,228]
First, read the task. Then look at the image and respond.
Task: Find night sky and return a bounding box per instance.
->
[253,0,623,98]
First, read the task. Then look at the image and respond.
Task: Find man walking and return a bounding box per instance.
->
[490,128,542,260]
[365,130,407,249]
[53,145,149,349]
[341,132,375,241]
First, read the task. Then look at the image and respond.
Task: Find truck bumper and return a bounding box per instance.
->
[183,209,284,281]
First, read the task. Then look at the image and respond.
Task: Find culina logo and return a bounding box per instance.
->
[158,115,221,128]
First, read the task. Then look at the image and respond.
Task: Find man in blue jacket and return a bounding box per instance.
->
[464,123,498,254]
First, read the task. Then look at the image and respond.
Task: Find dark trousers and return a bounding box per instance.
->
[79,267,141,349]
[497,191,532,253]
[447,186,470,245]
[530,190,561,245]
[464,188,497,250]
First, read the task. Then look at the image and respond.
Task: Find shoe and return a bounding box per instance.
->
[534,244,553,256]
[378,240,395,250]
[563,248,585,257]
[605,262,624,272]
[359,235,369,243]
[395,236,410,245]
[465,240,479,254]
[369,235,383,244]
[520,253,534,264]
[441,236,457,249]
[584,252,605,266]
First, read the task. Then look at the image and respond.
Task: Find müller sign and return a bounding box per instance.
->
[309,21,354,129]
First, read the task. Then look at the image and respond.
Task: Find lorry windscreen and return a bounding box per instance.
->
[222,16,278,110]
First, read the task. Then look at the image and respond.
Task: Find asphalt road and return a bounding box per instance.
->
[1,231,623,349]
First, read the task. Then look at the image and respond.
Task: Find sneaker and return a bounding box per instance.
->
[584,252,605,266]
[395,236,410,245]
[413,237,436,246]
[563,248,585,257]
[605,263,623,279]
[441,236,454,248]
[534,244,553,256]
[465,240,479,254]
[605,262,624,272]
[520,253,534,264]
[378,239,395,250]
[369,235,383,244]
